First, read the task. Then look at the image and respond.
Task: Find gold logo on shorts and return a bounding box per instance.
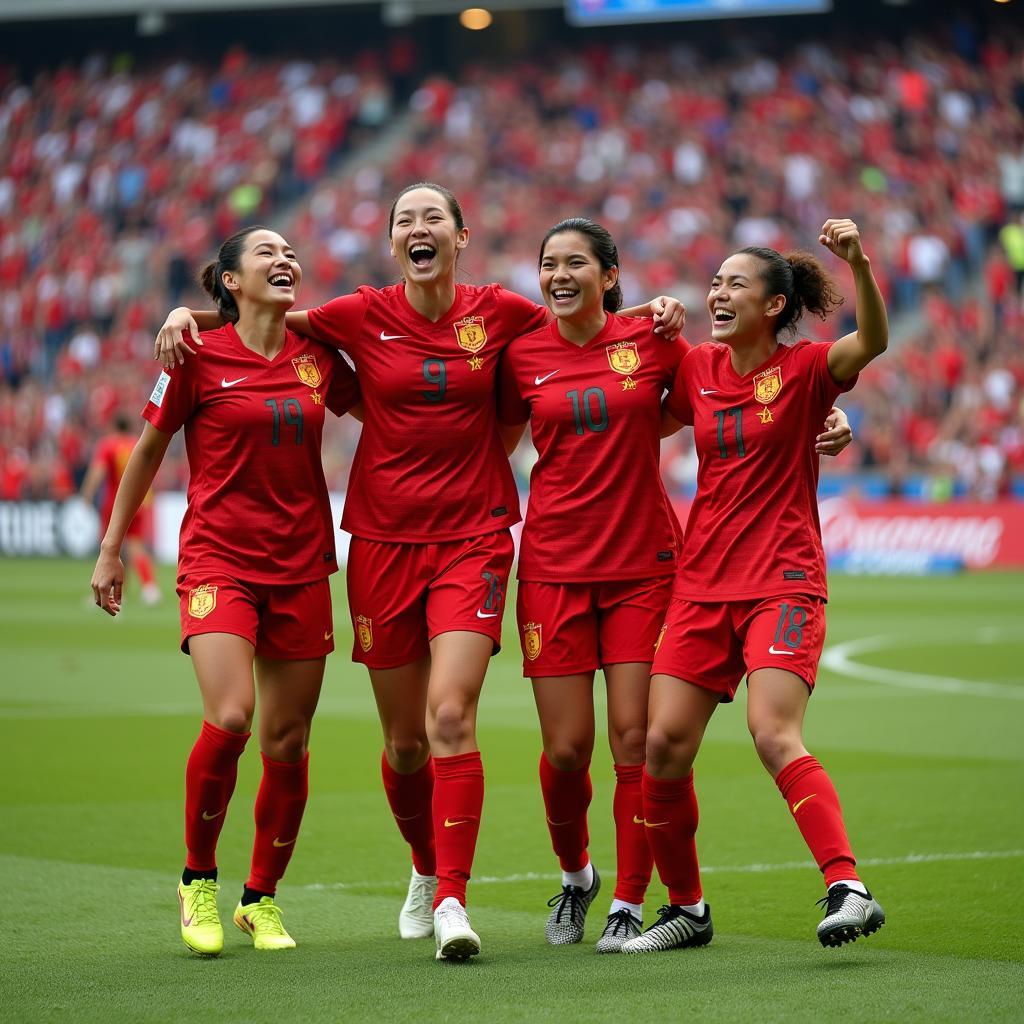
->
[654,623,668,653]
[753,365,782,404]
[355,615,373,653]
[523,621,542,661]
[454,316,487,353]
[292,353,323,388]
[188,584,217,620]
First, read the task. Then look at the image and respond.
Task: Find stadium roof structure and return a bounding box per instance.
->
[0,0,561,21]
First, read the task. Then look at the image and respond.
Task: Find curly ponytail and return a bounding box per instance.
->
[739,246,844,336]
[198,225,270,324]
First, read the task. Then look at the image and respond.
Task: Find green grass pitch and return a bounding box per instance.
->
[1,559,1022,1023]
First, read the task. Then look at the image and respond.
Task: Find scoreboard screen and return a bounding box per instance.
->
[566,0,831,25]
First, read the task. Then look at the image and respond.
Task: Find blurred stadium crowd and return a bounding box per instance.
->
[1,13,1022,502]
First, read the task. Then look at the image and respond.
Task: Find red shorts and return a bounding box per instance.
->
[177,574,335,661]
[651,595,826,701]
[347,530,514,669]
[516,577,673,677]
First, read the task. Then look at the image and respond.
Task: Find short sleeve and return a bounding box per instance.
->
[803,340,858,409]
[305,292,368,353]
[496,287,548,337]
[142,358,198,435]
[660,334,691,384]
[325,352,361,417]
[496,351,529,426]
[663,352,694,425]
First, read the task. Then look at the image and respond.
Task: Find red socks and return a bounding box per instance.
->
[641,768,702,906]
[612,763,653,904]
[247,752,309,893]
[381,751,437,877]
[432,751,484,908]
[131,551,156,587]
[539,754,592,873]
[775,755,858,887]
[184,720,249,873]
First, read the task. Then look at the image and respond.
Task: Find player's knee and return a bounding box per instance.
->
[429,701,472,747]
[612,724,647,766]
[384,735,430,772]
[263,720,310,763]
[543,740,591,772]
[213,706,253,735]
[750,723,798,775]
[644,727,675,774]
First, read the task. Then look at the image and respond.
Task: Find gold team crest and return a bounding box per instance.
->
[523,622,542,661]
[355,615,373,653]
[188,584,218,620]
[292,353,323,388]
[753,366,782,404]
[606,341,641,376]
[454,316,487,353]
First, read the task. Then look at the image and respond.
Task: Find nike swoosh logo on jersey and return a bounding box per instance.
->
[700,387,718,395]
[476,609,499,619]
[768,645,796,656]
[535,370,560,385]
[221,376,247,388]
[380,331,409,341]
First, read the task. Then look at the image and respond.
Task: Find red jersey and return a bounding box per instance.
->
[143,323,360,584]
[94,432,150,521]
[665,339,856,602]
[306,283,547,543]
[498,314,688,582]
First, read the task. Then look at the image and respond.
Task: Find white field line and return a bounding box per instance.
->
[820,628,1024,699]
[300,848,1024,893]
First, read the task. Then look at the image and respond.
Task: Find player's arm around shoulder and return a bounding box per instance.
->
[820,219,889,384]
[495,344,530,455]
[660,344,698,437]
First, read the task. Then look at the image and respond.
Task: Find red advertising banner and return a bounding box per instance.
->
[671,498,1024,571]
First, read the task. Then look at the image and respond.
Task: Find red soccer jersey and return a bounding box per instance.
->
[142,323,360,584]
[95,432,150,522]
[498,313,689,582]
[306,283,546,543]
[665,339,856,602]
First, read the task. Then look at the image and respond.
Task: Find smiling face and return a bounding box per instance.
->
[389,186,468,286]
[221,229,301,311]
[539,231,618,322]
[706,252,785,344]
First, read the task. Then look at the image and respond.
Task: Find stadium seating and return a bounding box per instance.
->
[1,21,1021,499]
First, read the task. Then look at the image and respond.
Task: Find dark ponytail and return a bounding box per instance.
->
[539,217,623,313]
[739,246,843,336]
[198,225,269,324]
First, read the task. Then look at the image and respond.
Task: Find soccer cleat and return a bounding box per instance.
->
[544,867,601,945]
[233,896,296,950]
[141,583,162,606]
[620,903,713,954]
[399,868,438,939]
[816,884,885,947]
[177,879,223,957]
[595,908,642,953]
[433,897,481,961]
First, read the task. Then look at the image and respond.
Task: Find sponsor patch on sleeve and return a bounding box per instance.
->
[149,370,171,408]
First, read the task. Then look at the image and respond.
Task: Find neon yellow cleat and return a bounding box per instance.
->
[233,897,296,950]
[178,879,223,957]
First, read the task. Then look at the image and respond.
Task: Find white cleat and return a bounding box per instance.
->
[817,884,885,947]
[595,908,642,953]
[141,583,162,606]
[433,897,480,961]
[399,868,437,939]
